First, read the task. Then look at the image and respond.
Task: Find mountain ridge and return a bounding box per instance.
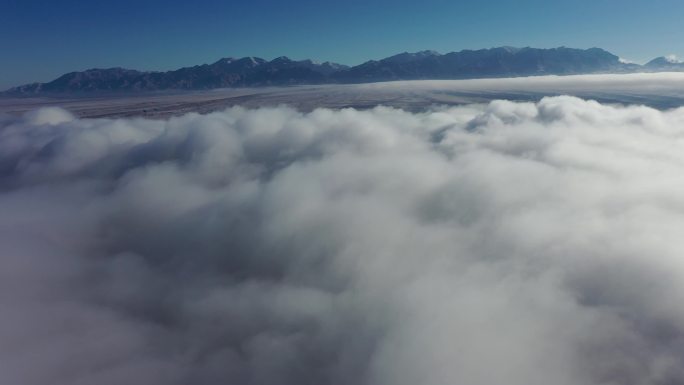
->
[4,47,682,95]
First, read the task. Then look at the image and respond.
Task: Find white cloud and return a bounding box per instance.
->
[360,72,684,93]
[2,98,684,384]
[666,54,682,64]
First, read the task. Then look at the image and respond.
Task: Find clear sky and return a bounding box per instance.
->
[1,0,684,89]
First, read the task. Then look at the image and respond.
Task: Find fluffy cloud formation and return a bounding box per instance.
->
[359,72,684,107]
[665,54,682,64]
[2,98,684,385]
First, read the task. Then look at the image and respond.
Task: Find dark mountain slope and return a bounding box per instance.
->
[4,47,682,95]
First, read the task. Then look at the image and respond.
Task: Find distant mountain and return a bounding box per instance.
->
[333,47,629,83]
[644,56,684,71]
[5,57,349,95]
[4,47,684,95]
[8,68,145,94]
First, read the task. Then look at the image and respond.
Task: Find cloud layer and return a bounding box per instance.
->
[2,98,684,385]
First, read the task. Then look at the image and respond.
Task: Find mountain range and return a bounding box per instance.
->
[5,47,684,95]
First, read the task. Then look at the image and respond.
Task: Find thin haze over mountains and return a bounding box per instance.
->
[5,47,684,95]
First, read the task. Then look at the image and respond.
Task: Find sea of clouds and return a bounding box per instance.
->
[2,97,684,385]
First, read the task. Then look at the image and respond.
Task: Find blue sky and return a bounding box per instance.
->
[1,0,684,89]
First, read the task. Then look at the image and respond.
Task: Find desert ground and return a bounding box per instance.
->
[3,73,684,118]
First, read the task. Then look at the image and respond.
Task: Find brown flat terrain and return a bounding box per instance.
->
[3,73,684,118]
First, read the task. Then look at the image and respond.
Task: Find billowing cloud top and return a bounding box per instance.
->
[2,97,684,385]
[666,54,683,64]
